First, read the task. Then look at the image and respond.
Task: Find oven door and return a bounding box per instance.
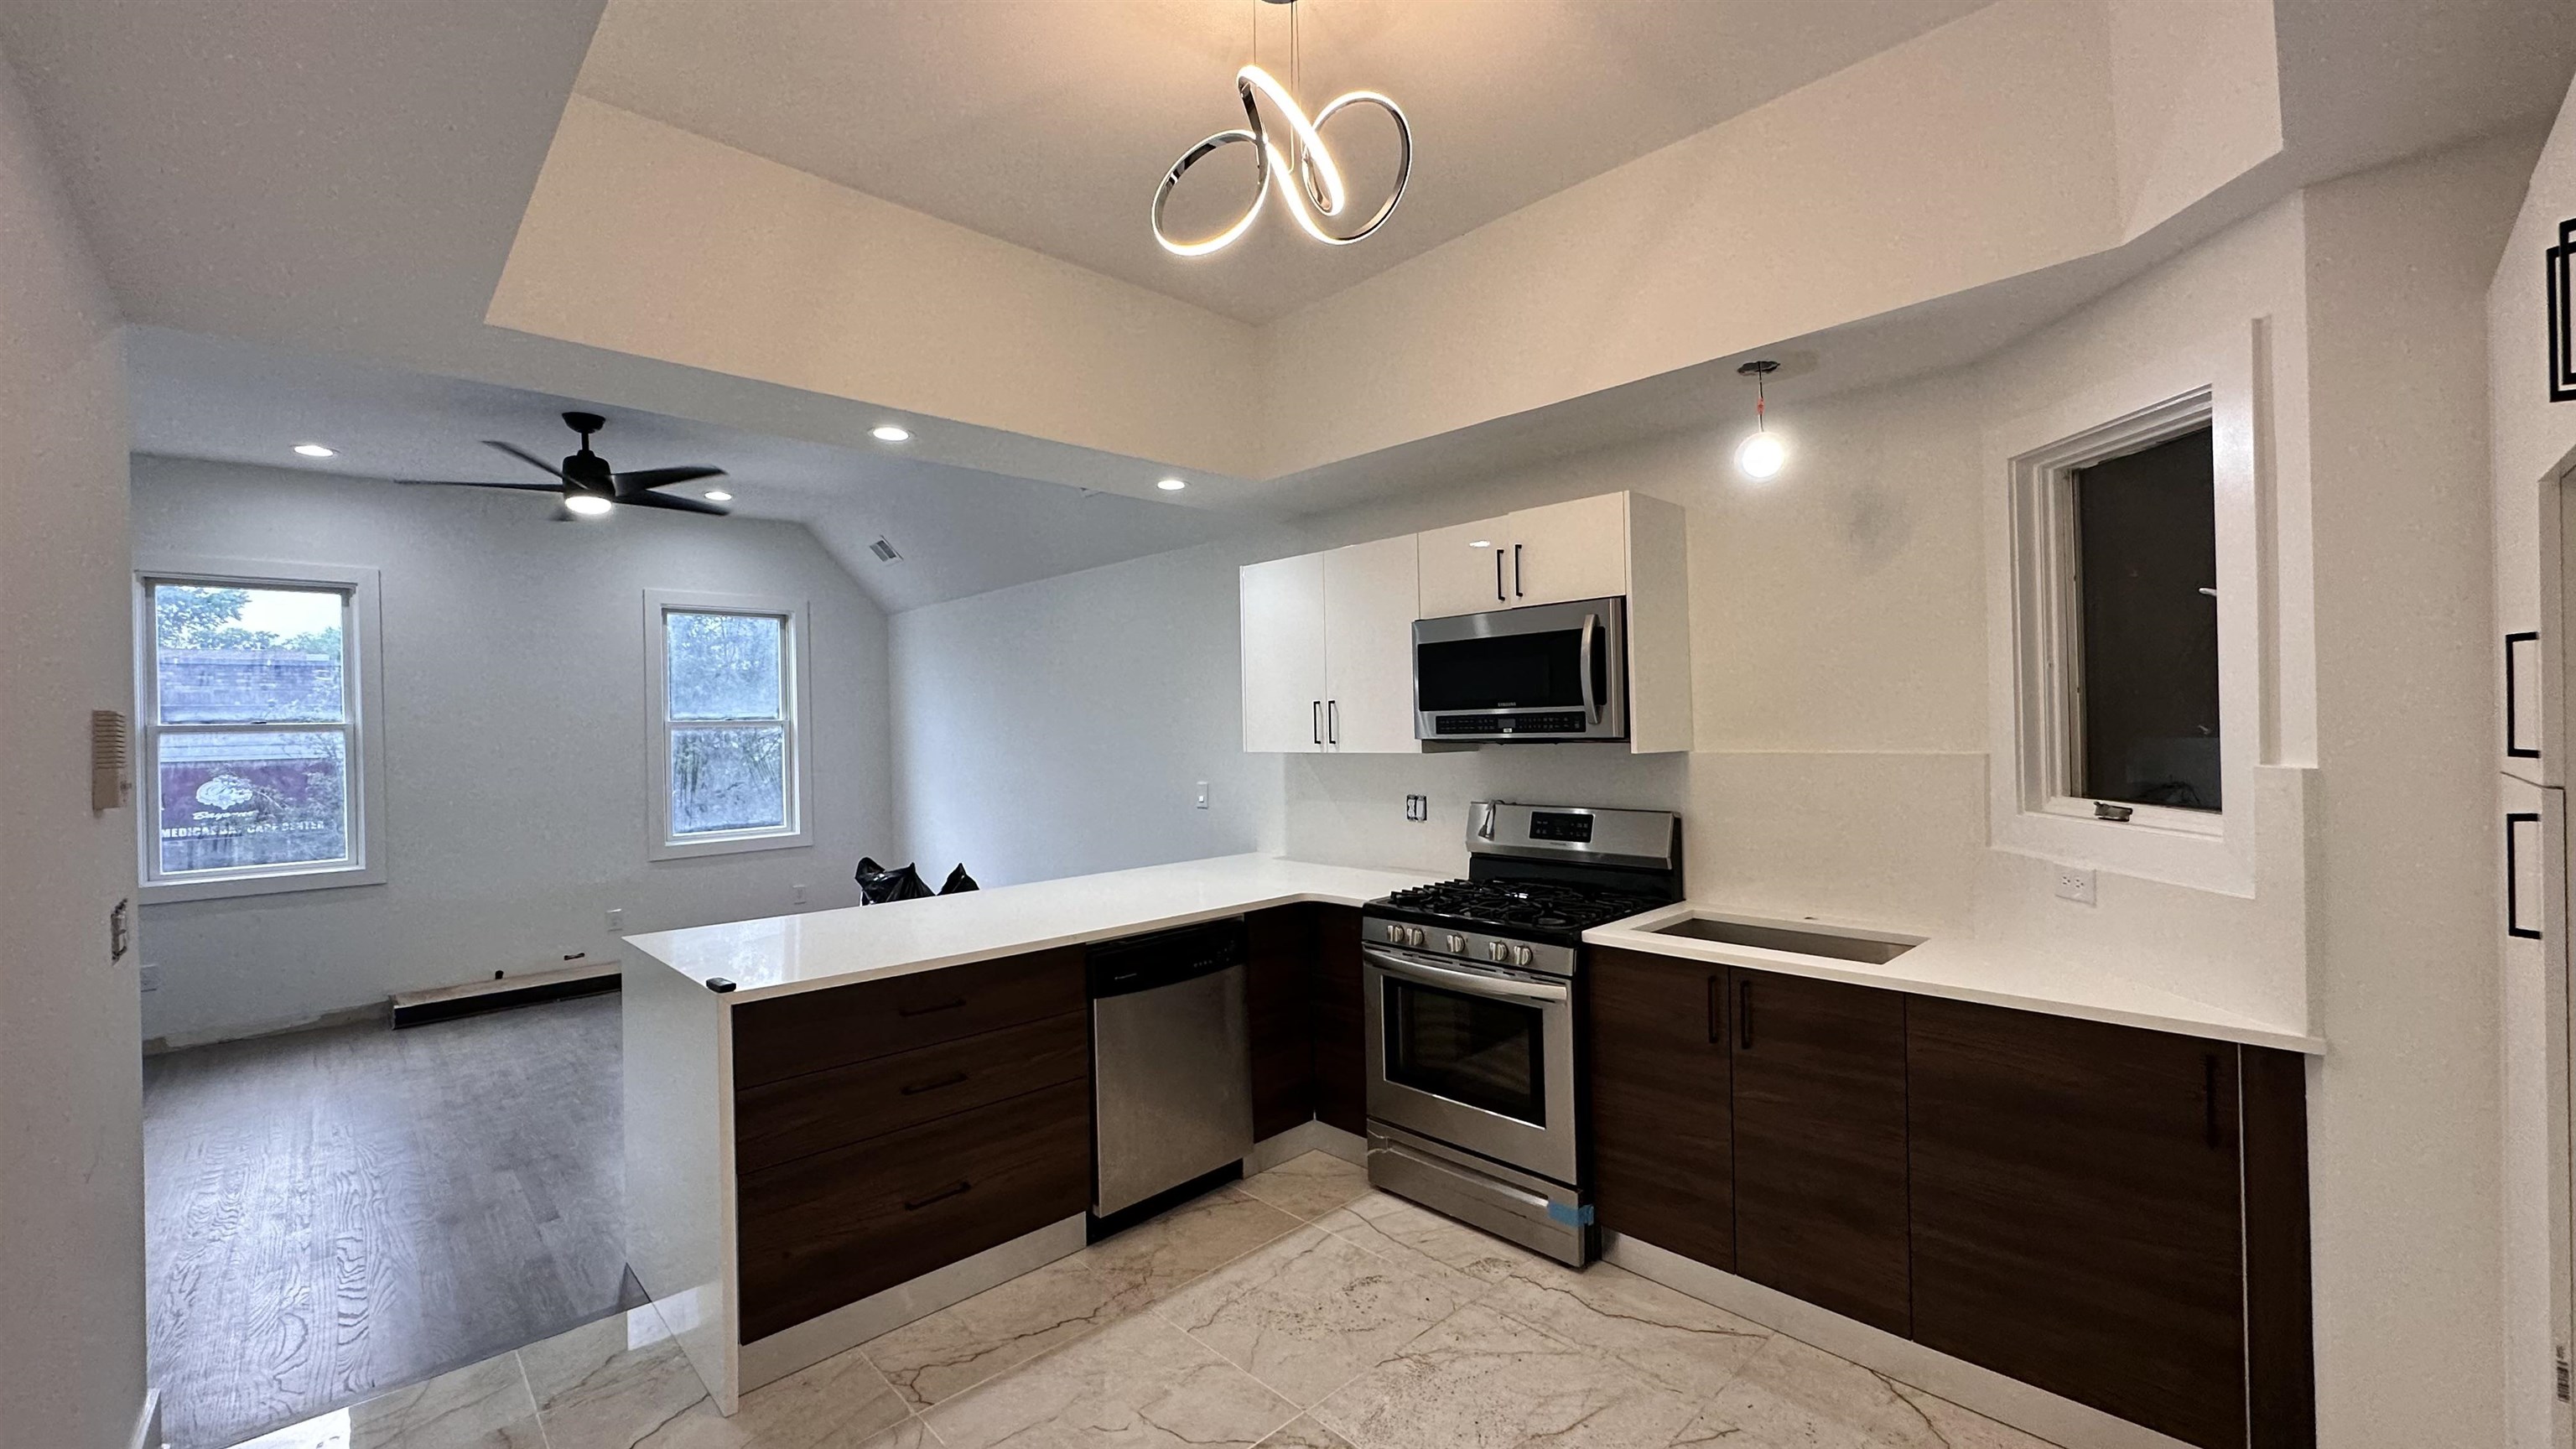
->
[1363,946,1578,1186]
[1414,597,1626,742]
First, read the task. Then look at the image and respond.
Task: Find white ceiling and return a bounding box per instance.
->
[572,0,1994,324]
[124,328,1237,614]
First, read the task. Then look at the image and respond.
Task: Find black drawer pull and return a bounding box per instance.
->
[1737,979,1753,1051]
[904,1180,972,1211]
[898,998,968,1018]
[900,1071,969,1096]
[2508,631,2541,759]
[2510,811,2545,940]
[2203,1054,2220,1148]
[1706,974,1722,1045]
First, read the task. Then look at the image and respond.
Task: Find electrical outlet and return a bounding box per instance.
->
[2053,865,2097,906]
[1405,794,1430,822]
[606,907,626,932]
[109,897,131,962]
[1194,781,1210,810]
[792,883,808,906]
[138,962,160,994]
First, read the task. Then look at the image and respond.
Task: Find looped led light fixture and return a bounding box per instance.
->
[1151,0,1411,257]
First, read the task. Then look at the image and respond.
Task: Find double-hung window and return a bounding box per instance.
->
[647,591,812,859]
[138,562,385,900]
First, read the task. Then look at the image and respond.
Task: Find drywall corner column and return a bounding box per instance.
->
[0,41,148,1449]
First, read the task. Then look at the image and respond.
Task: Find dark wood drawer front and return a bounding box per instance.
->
[1587,948,1733,1271]
[1311,905,1367,1135]
[1248,905,1317,1140]
[735,1010,1088,1175]
[736,1078,1091,1343]
[1909,997,2248,1449]
[1731,970,1912,1336]
[732,947,1086,1089]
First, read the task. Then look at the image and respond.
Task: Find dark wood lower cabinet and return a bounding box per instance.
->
[1247,906,1317,1140]
[1728,972,1912,1336]
[734,1010,1088,1176]
[1908,996,2257,1449]
[1587,947,1733,1271]
[1311,904,1368,1135]
[735,1078,1091,1342]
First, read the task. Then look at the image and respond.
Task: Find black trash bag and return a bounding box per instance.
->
[937,864,979,896]
[855,857,932,904]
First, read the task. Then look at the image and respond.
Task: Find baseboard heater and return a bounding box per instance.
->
[390,959,620,1029]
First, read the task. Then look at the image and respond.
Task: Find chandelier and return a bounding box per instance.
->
[1151,0,1412,257]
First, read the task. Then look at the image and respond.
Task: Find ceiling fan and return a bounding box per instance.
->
[400,412,730,519]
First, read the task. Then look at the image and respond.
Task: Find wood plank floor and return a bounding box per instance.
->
[143,995,640,1449]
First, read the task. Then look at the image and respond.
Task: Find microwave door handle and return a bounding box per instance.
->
[1577,613,1601,724]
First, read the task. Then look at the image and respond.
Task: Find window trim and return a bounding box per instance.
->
[134,557,387,903]
[1984,325,2265,896]
[645,589,814,860]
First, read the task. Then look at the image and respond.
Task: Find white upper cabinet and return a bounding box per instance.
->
[1322,536,1421,753]
[1500,495,1633,608]
[1239,552,1328,753]
[1239,539,1420,753]
[1418,517,1514,618]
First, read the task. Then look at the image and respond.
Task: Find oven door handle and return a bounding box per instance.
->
[1364,948,1571,1003]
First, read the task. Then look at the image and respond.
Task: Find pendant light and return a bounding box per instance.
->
[1151,0,1412,257]
[1735,359,1786,480]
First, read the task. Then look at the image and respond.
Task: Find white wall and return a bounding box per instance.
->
[2489,71,2576,1449]
[130,457,898,1046]
[888,535,1292,891]
[0,40,148,1449]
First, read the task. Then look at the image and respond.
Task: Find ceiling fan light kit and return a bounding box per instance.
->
[1151,0,1411,258]
[398,411,734,522]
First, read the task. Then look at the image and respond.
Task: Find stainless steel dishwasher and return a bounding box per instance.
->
[1088,917,1254,1220]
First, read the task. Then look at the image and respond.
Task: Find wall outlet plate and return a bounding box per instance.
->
[2053,865,2097,906]
[606,907,626,932]
[792,883,808,905]
[1195,781,1210,810]
[138,962,160,994]
[1404,793,1429,822]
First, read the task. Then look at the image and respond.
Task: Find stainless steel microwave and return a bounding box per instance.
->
[1413,597,1627,742]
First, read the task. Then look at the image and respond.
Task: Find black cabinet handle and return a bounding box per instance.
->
[1737,979,1753,1050]
[898,998,967,1018]
[900,1071,969,1096]
[2509,811,2544,940]
[2508,631,2541,759]
[1495,548,1506,602]
[903,1180,972,1211]
[2203,1054,2220,1148]
[1312,700,1323,745]
[1514,543,1524,597]
[1327,699,1339,745]
[1705,974,1722,1044]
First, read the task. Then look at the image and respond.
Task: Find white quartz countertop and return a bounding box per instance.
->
[623,854,1435,1002]
[1587,903,2324,1055]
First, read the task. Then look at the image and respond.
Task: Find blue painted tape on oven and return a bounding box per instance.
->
[1546,1202,1596,1227]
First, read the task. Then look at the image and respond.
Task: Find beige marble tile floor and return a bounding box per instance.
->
[222,1151,2060,1449]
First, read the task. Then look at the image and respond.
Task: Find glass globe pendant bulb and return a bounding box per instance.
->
[1737,430,1785,480]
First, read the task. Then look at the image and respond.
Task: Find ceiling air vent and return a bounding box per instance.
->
[868,537,902,564]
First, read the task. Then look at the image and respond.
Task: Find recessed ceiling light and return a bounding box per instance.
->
[1469,539,1493,548]
[704,489,733,502]
[872,425,911,443]
[1157,477,1187,491]
[292,443,335,458]
[564,495,615,517]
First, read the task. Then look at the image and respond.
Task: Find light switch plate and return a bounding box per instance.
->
[2053,865,2097,906]
[1195,781,1209,810]
[138,963,161,994]
[792,883,808,906]
[606,907,626,932]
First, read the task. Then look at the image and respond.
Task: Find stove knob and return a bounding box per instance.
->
[1488,940,1508,963]
[1511,944,1534,968]
[1445,933,1465,953]
[1405,926,1427,948]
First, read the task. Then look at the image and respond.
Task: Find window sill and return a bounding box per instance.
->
[140,861,387,905]
[648,828,813,863]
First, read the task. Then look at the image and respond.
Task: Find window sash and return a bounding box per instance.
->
[138,574,372,891]
[656,605,801,846]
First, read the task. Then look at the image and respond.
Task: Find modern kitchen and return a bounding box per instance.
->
[5,6,2576,1449]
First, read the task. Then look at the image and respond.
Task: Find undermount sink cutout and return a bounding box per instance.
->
[1649,914,1919,965]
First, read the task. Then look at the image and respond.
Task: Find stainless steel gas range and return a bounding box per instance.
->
[1358,801,1683,1265]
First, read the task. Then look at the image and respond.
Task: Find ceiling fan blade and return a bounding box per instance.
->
[397,478,564,491]
[622,491,731,517]
[614,465,727,494]
[483,439,570,480]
